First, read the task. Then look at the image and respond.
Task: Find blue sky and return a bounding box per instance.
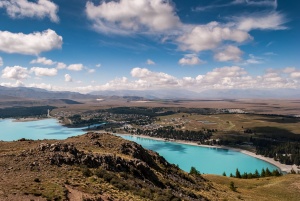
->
[0,0,299,93]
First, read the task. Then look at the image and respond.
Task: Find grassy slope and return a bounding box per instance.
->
[203,174,300,201]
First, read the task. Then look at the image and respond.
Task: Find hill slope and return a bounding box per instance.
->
[1,132,299,201]
[0,133,211,201]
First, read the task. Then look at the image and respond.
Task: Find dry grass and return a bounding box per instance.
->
[203,174,300,201]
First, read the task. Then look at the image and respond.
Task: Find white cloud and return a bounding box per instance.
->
[283,67,296,74]
[85,0,180,34]
[96,63,101,68]
[232,0,278,8]
[30,57,56,65]
[235,12,286,31]
[244,54,264,64]
[30,67,57,77]
[177,22,251,52]
[131,67,178,86]
[0,80,24,87]
[64,74,72,82]
[214,46,243,62]
[28,82,52,90]
[88,69,95,73]
[0,57,3,66]
[1,66,30,80]
[290,72,300,79]
[19,65,299,93]
[73,66,300,93]
[0,29,62,55]
[56,62,66,69]
[178,54,205,66]
[67,64,84,71]
[195,0,277,11]
[0,0,59,22]
[146,59,155,65]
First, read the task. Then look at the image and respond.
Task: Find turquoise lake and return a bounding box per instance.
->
[0,118,278,175]
[0,118,85,141]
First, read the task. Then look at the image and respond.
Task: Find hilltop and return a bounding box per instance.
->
[1,132,300,201]
[0,132,212,201]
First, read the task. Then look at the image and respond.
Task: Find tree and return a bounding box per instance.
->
[272,169,281,176]
[265,168,272,177]
[189,166,200,175]
[235,168,242,178]
[261,168,266,177]
[222,172,227,176]
[254,169,260,178]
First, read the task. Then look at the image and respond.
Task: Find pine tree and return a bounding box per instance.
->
[235,168,242,178]
[261,168,266,177]
[222,172,227,176]
[265,168,272,177]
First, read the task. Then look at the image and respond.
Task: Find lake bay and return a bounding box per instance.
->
[0,118,278,175]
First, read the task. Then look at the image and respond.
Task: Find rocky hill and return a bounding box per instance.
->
[0,133,219,201]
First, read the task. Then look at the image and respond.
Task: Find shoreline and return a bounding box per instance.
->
[3,117,298,173]
[12,117,48,122]
[113,133,297,173]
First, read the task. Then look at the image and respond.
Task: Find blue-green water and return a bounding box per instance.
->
[0,118,85,141]
[0,118,279,175]
[119,135,279,175]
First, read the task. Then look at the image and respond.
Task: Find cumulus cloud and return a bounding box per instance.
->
[56,62,66,69]
[214,46,243,62]
[290,72,300,79]
[1,66,29,80]
[30,67,57,77]
[27,82,52,90]
[67,64,84,71]
[85,0,180,34]
[178,54,205,66]
[0,0,59,22]
[71,65,300,93]
[30,57,56,65]
[0,57,3,66]
[88,69,95,73]
[283,67,296,74]
[235,12,286,31]
[131,67,178,86]
[177,22,251,52]
[244,54,264,64]
[146,59,155,65]
[0,80,24,87]
[0,29,63,55]
[64,74,72,82]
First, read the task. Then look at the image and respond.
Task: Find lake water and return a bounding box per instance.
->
[0,118,278,175]
[119,135,279,175]
[0,118,85,141]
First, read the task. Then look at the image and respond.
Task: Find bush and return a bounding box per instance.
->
[229,181,237,192]
[82,167,92,177]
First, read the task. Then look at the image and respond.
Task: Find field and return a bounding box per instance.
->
[157,113,300,134]
[203,174,300,201]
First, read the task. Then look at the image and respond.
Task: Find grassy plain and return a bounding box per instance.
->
[157,113,300,135]
[203,174,300,201]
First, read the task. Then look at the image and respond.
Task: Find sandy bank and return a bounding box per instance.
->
[12,117,47,122]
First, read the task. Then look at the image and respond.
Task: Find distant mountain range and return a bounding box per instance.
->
[0,86,300,100]
[0,86,95,100]
[90,89,300,99]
